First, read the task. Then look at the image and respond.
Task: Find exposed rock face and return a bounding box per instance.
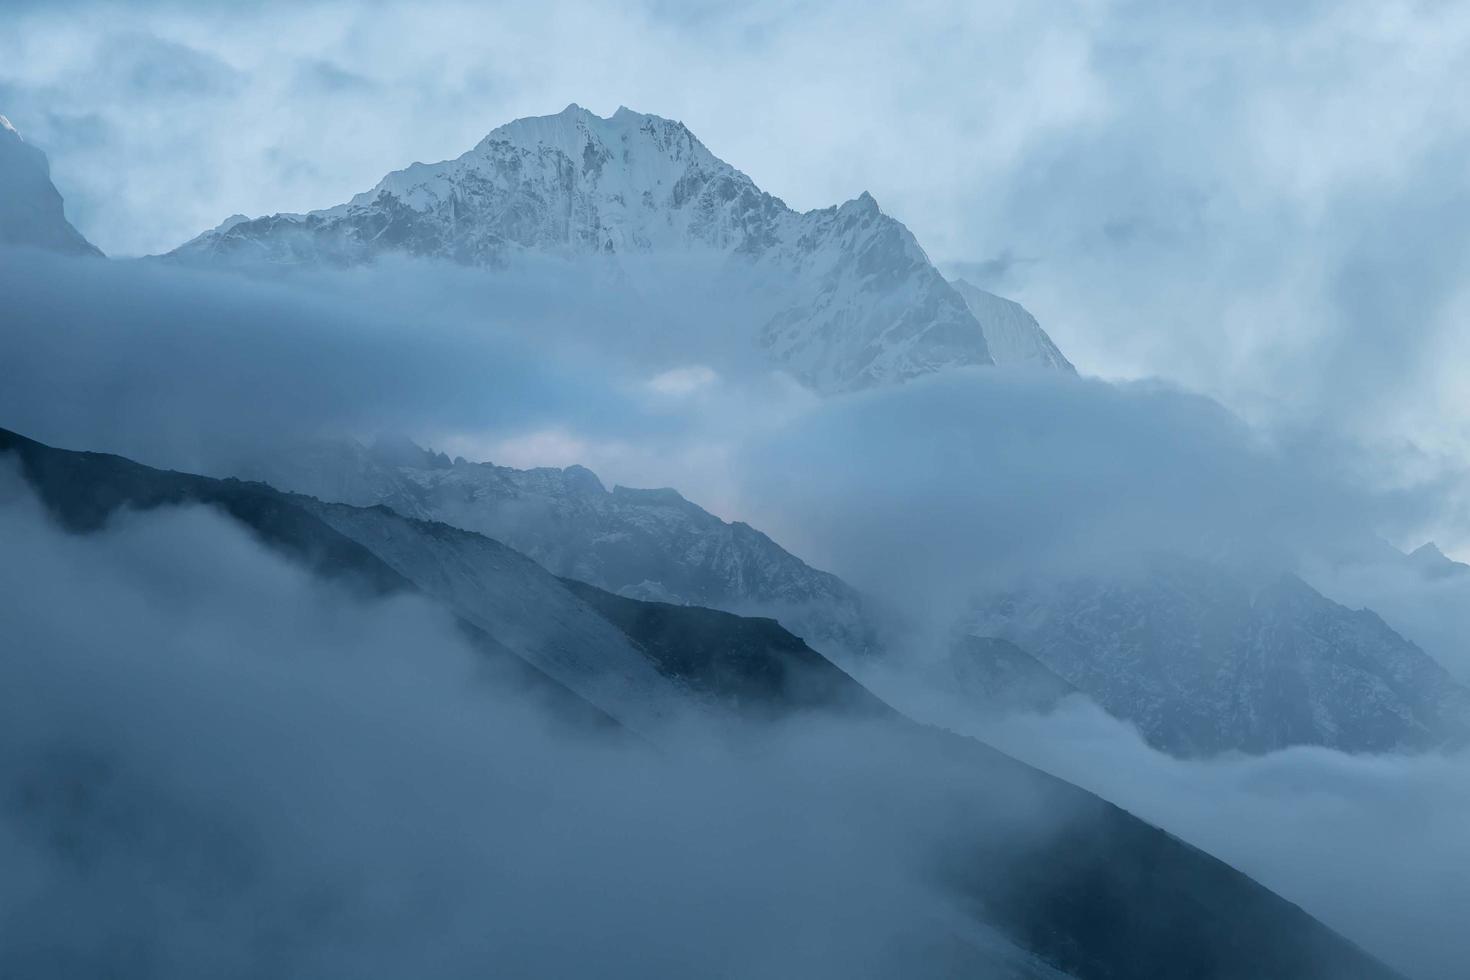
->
[0,115,103,257]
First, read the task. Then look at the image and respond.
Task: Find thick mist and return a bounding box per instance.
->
[1,245,1458,673]
[0,473,1080,979]
[0,247,810,484]
[731,369,1420,612]
[962,700,1470,980]
[0,246,1443,572]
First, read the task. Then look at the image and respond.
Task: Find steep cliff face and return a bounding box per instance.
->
[0,115,102,257]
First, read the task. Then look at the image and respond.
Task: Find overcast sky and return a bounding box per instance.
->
[2,0,1468,546]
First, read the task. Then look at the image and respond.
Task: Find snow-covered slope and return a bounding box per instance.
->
[949,278,1073,371]
[167,104,993,393]
[0,115,102,257]
[235,436,882,661]
[971,556,1470,756]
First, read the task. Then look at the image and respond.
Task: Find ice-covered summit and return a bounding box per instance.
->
[326,102,756,255]
[169,105,1077,392]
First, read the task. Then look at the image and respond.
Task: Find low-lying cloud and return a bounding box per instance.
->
[0,472,1074,979]
[4,444,1461,979]
[732,368,1445,626]
[3,246,1459,650]
[950,697,1470,980]
[0,248,744,476]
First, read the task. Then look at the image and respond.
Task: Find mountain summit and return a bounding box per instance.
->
[0,115,102,257]
[169,105,1069,392]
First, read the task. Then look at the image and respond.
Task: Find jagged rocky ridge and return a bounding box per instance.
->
[970,554,1470,756]
[0,427,1406,980]
[167,104,1070,391]
[0,115,102,257]
[234,435,883,662]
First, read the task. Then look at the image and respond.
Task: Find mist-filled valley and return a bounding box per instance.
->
[5,4,1470,978]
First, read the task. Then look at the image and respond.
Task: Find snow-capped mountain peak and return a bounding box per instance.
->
[310,103,750,258]
[476,102,721,173]
[168,105,1082,391]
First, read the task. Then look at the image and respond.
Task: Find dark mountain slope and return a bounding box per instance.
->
[0,427,618,732]
[561,578,891,719]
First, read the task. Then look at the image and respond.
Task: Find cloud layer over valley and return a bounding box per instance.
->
[0,477,1045,979]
